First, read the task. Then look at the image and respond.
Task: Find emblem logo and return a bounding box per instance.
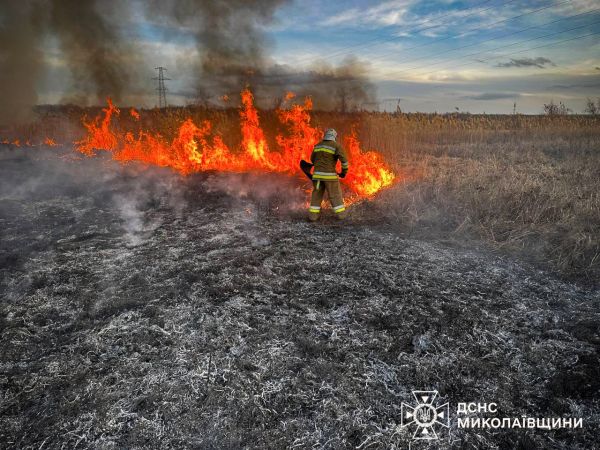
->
[401,390,450,440]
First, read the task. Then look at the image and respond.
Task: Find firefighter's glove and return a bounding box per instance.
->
[339,169,348,178]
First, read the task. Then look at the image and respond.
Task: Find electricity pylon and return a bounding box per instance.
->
[153,67,170,108]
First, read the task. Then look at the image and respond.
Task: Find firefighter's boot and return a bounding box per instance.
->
[308,180,325,221]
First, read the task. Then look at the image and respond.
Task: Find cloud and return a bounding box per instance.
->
[462,92,521,101]
[496,57,555,69]
[321,0,509,33]
[553,0,599,15]
[322,0,414,27]
[545,81,600,90]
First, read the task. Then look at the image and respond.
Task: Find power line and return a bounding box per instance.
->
[153,67,171,108]
[234,1,587,84]
[159,5,597,99]
[379,17,600,78]
[366,0,577,65]
[183,22,597,98]
[405,30,600,79]
[371,8,600,71]
[290,0,517,65]
[256,28,600,87]
[232,14,600,88]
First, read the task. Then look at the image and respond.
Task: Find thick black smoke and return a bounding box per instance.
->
[0,0,139,121]
[145,0,288,99]
[145,0,374,110]
[0,0,375,125]
[47,0,137,104]
[0,2,44,124]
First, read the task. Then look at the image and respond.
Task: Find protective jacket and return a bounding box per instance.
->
[308,139,349,220]
[310,139,349,180]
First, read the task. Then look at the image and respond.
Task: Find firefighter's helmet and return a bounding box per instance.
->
[323,128,337,141]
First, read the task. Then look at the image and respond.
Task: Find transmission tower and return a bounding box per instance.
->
[395,98,402,114]
[153,67,170,108]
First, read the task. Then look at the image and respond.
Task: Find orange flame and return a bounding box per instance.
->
[74,88,396,197]
[77,99,120,155]
[240,89,274,170]
[130,108,140,120]
[343,128,396,196]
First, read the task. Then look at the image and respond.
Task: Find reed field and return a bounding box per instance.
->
[356,112,600,283]
[4,106,600,282]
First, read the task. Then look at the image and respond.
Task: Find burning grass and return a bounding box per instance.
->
[1,101,599,280]
[74,90,395,198]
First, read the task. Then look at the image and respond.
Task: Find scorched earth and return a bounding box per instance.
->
[1,147,599,449]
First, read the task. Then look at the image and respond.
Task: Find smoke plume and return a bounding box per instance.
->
[0,0,375,125]
[145,0,288,99]
[146,0,375,110]
[272,56,376,112]
[47,0,136,104]
[0,2,44,124]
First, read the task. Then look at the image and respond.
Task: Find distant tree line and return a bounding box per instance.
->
[584,97,600,115]
[542,98,600,116]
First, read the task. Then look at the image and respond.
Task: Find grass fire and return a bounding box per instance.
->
[1,0,600,449]
[75,89,395,199]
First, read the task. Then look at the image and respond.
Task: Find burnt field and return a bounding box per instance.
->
[1,146,599,449]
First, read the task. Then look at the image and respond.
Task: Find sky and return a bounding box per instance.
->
[39,0,600,114]
[267,0,600,113]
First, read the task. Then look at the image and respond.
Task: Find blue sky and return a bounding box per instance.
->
[265,0,600,113]
[41,0,600,113]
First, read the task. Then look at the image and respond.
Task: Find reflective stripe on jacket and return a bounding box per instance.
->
[310,139,349,179]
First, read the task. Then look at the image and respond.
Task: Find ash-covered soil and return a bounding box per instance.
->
[1,147,599,449]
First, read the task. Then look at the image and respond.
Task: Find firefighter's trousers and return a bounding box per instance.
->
[308,179,347,220]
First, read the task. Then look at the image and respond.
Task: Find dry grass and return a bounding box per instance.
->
[4,106,599,281]
[354,113,600,282]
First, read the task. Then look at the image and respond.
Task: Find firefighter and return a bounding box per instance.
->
[308,128,349,221]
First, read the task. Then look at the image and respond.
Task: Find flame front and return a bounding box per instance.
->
[74,88,396,197]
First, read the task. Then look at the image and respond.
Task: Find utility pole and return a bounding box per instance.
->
[153,67,170,108]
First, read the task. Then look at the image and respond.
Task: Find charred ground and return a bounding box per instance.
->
[1,146,599,449]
